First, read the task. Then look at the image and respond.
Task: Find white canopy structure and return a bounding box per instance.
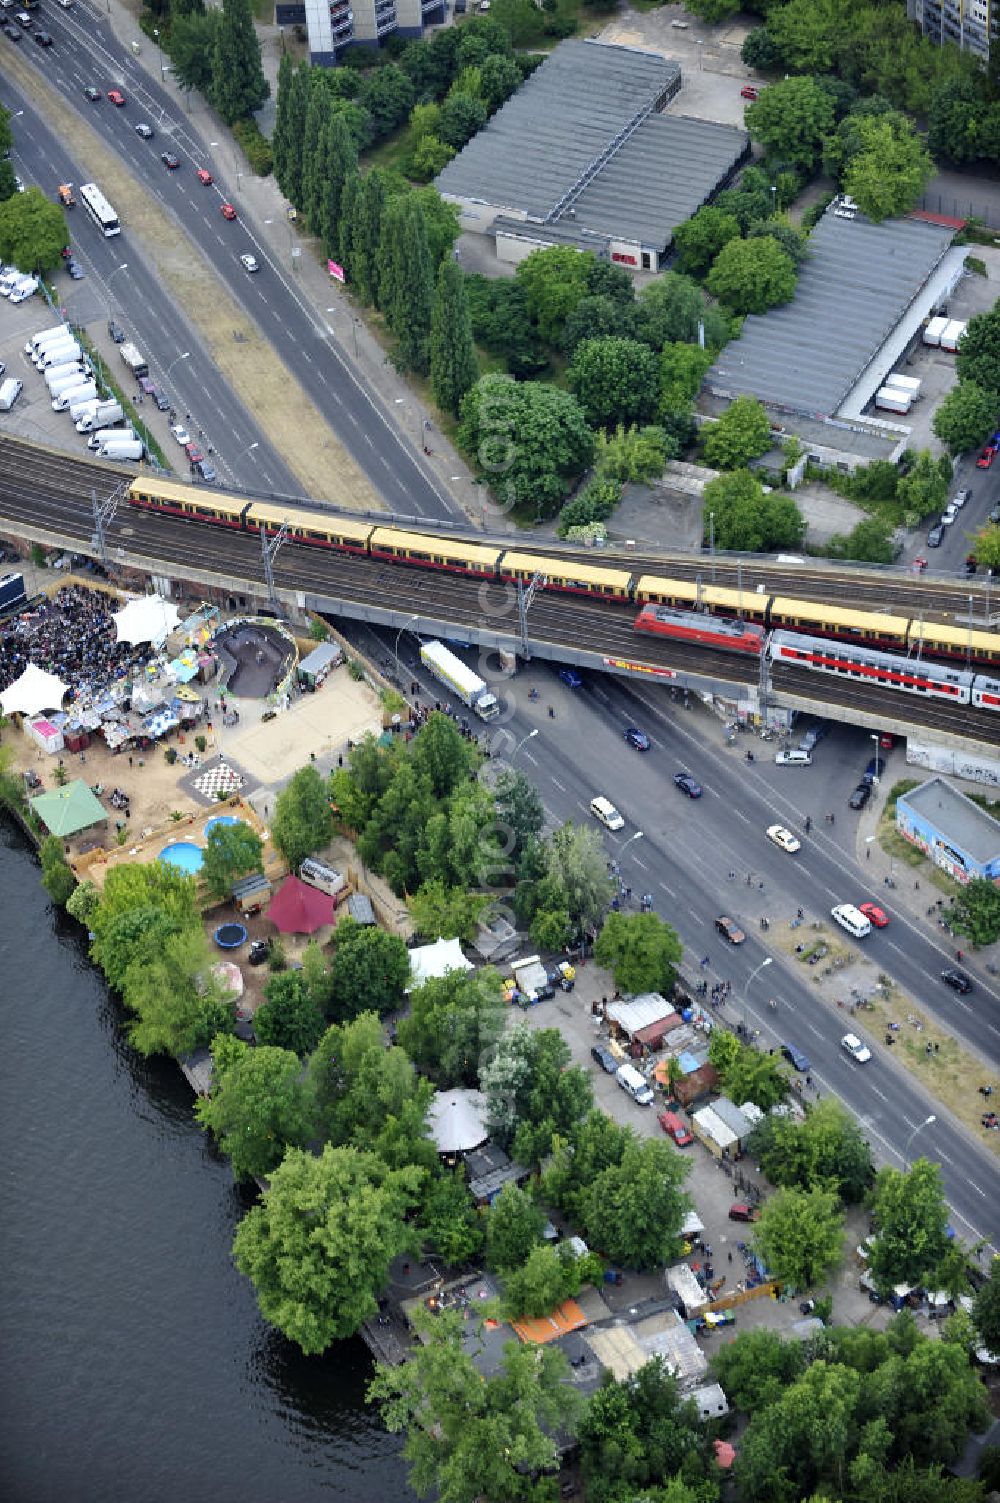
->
[0,663,68,717]
[407,936,473,992]
[112,595,180,648]
[427,1089,489,1155]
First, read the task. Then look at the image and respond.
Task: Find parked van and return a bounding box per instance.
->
[48,369,90,400]
[32,330,78,359]
[45,360,88,388]
[98,438,143,462]
[0,377,24,412]
[68,396,101,423]
[8,276,39,303]
[0,267,25,296]
[53,380,97,412]
[831,903,872,939]
[76,400,123,433]
[26,323,67,353]
[299,858,346,897]
[36,340,82,370]
[88,426,132,450]
[616,1062,654,1107]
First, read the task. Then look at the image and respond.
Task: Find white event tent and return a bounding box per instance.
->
[112,595,181,649]
[0,664,69,717]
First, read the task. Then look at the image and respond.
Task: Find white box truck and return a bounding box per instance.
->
[875,387,912,414]
[26,324,69,354]
[88,426,132,450]
[886,374,921,396]
[419,639,499,720]
[53,380,97,412]
[615,1062,654,1106]
[99,438,143,462]
[76,400,123,433]
[923,316,949,347]
[941,320,966,352]
[119,342,148,379]
[69,395,105,423]
[45,360,88,389]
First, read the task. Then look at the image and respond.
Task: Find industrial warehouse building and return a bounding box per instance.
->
[705,206,963,428]
[435,40,750,273]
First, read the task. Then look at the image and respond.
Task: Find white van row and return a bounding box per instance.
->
[0,265,40,304]
[23,324,143,461]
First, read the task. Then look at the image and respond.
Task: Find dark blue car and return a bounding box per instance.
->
[781,1043,811,1072]
[624,727,650,751]
[558,667,582,689]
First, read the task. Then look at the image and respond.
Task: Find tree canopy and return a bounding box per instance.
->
[748,1096,874,1203]
[567,336,661,430]
[933,380,997,455]
[948,875,1000,946]
[745,76,837,173]
[842,115,934,221]
[328,918,411,1022]
[702,469,805,553]
[956,304,1000,395]
[398,967,505,1086]
[702,395,774,471]
[752,1185,845,1289]
[196,1035,312,1180]
[458,373,594,519]
[672,205,742,281]
[868,1159,954,1293]
[234,1144,422,1352]
[594,911,683,996]
[200,820,264,901]
[254,970,326,1056]
[706,235,797,316]
[271,764,333,872]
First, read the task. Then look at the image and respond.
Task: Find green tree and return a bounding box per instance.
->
[637,270,730,351]
[0,188,69,275]
[359,63,415,141]
[167,10,220,96]
[843,115,934,222]
[300,937,335,1018]
[556,479,623,539]
[515,245,594,346]
[827,515,896,564]
[579,1359,710,1503]
[408,880,486,943]
[430,258,478,417]
[480,52,522,113]
[742,26,783,74]
[410,134,455,181]
[752,1185,845,1289]
[672,205,742,281]
[351,167,389,306]
[485,1180,546,1271]
[973,522,1000,572]
[196,1035,312,1180]
[89,861,200,990]
[581,1136,690,1270]
[706,235,797,315]
[398,968,505,1085]
[411,187,462,272]
[336,170,362,278]
[417,1167,484,1264]
[210,0,269,125]
[957,305,1000,395]
[685,0,740,19]
[748,1096,874,1203]
[368,1307,581,1503]
[868,1159,953,1292]
[316,113,359,260]
[933,379,997,454]
[438,92,488,149]
[529,906,571,951]
[254,970,326,1055]
[271,51,295,195]
[0,106,15,203]
[200,820,263,901]
[479,1026,592,1167]
[897,449,950,523]
[711,1327,807,1413]
[328,920,411,1023]
[766,0,842,74]
[702,468,805,552]
[459,373,594,518]
[65,878,100,928]
[949,875,1000,945]
[973,1258,1000,1354]
[493,768,544,865]
[595,423,678,484]
[378,194,434,373]
[465,274,546,377]
[659,341,714,413]
[235,1144,421,1351]
[594,911,683,996]
[567,336,661,430]
[271,764,332,872]
[502,1242,596,1319]
[39,835,76,907]
[702,394,773,470]
[541,821,612,939]
[745,75,836,173]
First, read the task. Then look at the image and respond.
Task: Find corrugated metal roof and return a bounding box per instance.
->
[707,210,955,416]
[607,991,673,1035]
[562,114,748,247]
[436,40,679,221]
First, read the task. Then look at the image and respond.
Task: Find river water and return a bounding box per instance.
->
[0,823,411,1503]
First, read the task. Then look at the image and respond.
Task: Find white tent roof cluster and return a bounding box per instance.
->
[0,663,68,717]
[426,1089,489,1154]
[112,595,180,648]
[407,936,473,992]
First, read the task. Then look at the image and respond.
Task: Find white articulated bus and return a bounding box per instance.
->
[79,182,121,237]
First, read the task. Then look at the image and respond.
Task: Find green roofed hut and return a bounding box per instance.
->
[30,780,108,843]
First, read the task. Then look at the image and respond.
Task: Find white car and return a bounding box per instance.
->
[590,795,624,832]
[775,750,812,767]
[169,423,191,446]
[239,253,259,273]
[841,1032,872,1064]
[941,505,958,526]
[766,824,801,853]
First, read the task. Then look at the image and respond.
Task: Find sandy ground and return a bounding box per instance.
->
[1,44,381,510]
[220,673,382,791]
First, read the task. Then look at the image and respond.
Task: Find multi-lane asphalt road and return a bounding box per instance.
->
[344,618,1000,1250]
[3,6,459,518]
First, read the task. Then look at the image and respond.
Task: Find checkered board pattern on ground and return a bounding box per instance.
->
[194,762,244,799]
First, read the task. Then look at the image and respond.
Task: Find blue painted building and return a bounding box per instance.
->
[896,776,1000,884]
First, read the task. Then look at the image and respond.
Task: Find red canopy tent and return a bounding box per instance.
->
[266,875,334,934]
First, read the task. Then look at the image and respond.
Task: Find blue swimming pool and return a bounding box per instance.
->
[204,816,243,837]
[159,841,204,875]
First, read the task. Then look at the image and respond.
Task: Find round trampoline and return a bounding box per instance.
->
[214,922,248,950]
[159,841,204,875]
[205,815,243,838]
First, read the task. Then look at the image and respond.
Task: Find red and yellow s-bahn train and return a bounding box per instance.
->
[126,476,1000,671]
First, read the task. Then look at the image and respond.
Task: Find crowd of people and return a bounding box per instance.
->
[0,586,134,702]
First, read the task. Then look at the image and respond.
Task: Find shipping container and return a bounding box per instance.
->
[875,387,912,414]
[940,320,966,353]
[923,316,949,347]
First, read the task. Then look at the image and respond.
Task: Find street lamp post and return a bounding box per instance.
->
[865,832,893,882]
[165,349,190,385]
[236,439,259,469]
[152,28,165,81]
[394,613,419,681]
[510,727,539,765]
[105,261,129,322]
[903,1113,936,1168]
[742,956,773,1033]
[620,830,644,862]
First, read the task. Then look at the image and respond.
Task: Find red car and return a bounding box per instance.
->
[859,902,889,928]
[185,442,204,465]
[658,1110,694,1147]
[220,202,237,221]
[740,85,759,100]
[976,447,995,469]
[108,89,126,107]
[196,168,213,186]
[879,733,895,750]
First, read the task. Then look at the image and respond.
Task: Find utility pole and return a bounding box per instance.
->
[517,571,546,660]
[260,520,289,615]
